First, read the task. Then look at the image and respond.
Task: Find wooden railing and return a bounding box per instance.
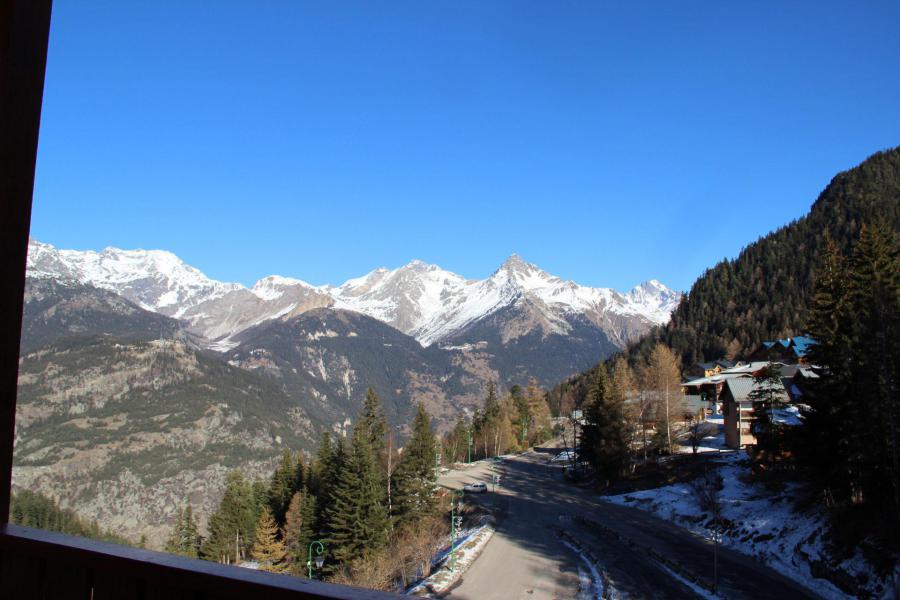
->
[0,524,402,599]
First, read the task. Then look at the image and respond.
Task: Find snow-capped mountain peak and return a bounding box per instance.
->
[26,240,681,349]
[492,253,560,292]
[250,275,316,301]
[26,240,242,317]
[627,279,682,317]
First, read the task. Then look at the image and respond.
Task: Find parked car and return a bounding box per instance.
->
[463,482,487,493]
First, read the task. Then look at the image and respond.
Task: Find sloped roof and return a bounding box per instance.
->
[724,377,790,404]
[682,371,750,387]
[791,336,816,357]
[761,336,817,358]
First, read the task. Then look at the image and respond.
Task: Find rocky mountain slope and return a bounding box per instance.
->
[27,241,679,354]
[14,281,319,548]
[18,242,678,547]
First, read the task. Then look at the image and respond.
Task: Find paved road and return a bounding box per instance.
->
[439,459,583,600]
[439,450,823,600]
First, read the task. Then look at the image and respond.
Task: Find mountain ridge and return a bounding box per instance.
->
[27,241,680,350]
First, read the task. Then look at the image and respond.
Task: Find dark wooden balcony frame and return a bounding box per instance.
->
[0,3,400,597]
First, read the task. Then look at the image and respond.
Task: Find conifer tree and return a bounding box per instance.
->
[307,432,334,500]
[282,488,319,574]
[801,236,853,502]
[748,362,786,459]
[252,477,268,520]
[202,471,257,564]
[269,449,299,526]
[323,428,388,567]
[250,507,287,572]
[391,404,438,527]
[298,491,318,567]
[845,222,899,517]
[581,364,628,484]
[358,387,387,458]
[164,505,200,558]
[800,223,900,536]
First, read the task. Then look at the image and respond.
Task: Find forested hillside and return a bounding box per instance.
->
[630,147,900,367]
[548,148,899,416]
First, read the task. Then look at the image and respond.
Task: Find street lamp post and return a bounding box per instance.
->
[467,427,472,463]
[307,540,325,579]
[450,490,464,572]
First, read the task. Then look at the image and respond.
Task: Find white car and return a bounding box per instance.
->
[463,482,487,493]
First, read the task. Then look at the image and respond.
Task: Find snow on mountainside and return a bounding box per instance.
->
[332,254,682,347]
[26,240,242,318]
[26,240,681,348]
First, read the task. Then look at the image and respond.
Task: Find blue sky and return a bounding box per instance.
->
[31,1,900,292]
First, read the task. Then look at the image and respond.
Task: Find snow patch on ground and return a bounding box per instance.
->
[603,453,890,599]
[652,560,720,600]
[406,517,496,597]
[561,539,605,600]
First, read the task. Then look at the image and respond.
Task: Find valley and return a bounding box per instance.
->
[15,245,678,547]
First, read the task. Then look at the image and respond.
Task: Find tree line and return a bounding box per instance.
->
[563,221,899,562]
[789,223,899,556]
[626,147,900,368]
[165,388,446,589]
[441,379,553,463]
[10,489,133,546]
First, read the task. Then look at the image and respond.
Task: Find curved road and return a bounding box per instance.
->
[439,450,822,600]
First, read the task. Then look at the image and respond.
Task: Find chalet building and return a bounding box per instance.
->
[720,373,792,449]
[686,359,741,378]
[749,336,816,365]
[681,361,771,414]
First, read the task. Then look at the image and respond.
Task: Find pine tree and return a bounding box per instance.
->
[323,428,388,568]
[581,364,628,484]
[391,404,438,527]
[298,491,318,569]
[307,432,334,500]
[800,223,900,542]
[250,507,287,572]
[358,387,387,458]
[748,362,785,459]
[269,449,299,526]
[282,488,319,574]
[201,471,257,564]
[801,236,853,504]
[846,222,900,519]
[164,505,201,558]
[251,477,268,521]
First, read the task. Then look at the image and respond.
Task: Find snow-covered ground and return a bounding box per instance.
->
[561,538,606,600]
[602,452,893,599]
[676,416,732,455]
[406,516,496,596]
